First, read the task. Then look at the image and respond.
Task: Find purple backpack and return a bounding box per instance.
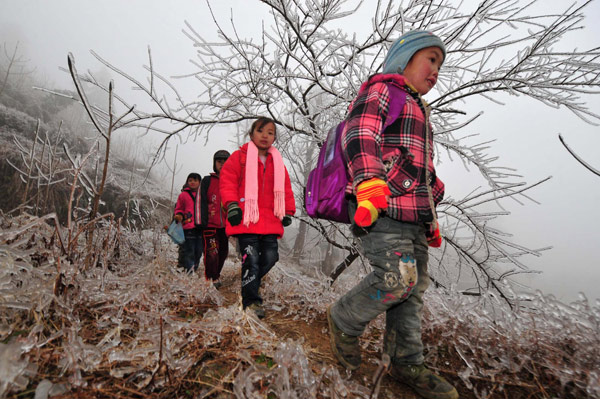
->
[305,84,407,223]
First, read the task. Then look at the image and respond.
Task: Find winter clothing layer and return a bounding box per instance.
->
[220,142,296,238]
[200,173,226,228]
[243,141,286,226]
[382,30,446,74]
[174,187,202,230]
[354,177,391,227]
[342,73,445,224]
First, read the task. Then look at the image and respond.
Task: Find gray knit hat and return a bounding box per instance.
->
[382,30,446,74]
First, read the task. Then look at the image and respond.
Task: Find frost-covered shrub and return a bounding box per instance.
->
[423,288,600,398]
[2,213,598,399]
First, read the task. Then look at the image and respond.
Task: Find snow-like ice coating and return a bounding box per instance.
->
[1,213,598,398]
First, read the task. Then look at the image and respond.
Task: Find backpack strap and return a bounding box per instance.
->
[382,84,408,130]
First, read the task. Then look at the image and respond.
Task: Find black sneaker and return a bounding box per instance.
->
[390,363,458,399]
[326,306,361,370]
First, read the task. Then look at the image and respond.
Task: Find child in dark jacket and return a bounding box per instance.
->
[173,172,203,273]
[200,150,231,288]
[220,117,296,319]
[326,31,458,399]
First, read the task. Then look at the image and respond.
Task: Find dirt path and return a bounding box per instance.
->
[212,264,446,399]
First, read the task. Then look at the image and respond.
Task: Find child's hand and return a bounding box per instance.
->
[354,178,390,227]
[227,202,243,226]
[426,222,442,247]
[282,215,292,227]
[173,214,183,223]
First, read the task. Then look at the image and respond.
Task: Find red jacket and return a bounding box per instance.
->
[174,187,200,230]
[220,142,296,237]
[200,173,226,228]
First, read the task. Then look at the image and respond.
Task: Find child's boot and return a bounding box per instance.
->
[390,363,458,399]
[247,302,265,319]
[326,306,361,370]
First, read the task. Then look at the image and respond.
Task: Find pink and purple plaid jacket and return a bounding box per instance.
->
[342,73,444,224]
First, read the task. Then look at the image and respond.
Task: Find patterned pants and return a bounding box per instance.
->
[236,234,279,308]
[202,228,229,280]
[330,202,431,366]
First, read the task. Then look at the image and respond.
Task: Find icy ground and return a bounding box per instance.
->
[1,213,599,398]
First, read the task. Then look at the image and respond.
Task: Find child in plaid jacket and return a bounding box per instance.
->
[327,30,457,399]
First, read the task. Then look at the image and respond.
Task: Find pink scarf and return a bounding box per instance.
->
[244,141,286,226]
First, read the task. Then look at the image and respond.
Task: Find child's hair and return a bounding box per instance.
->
[382,30,446,74]
[182,172,201,190]
[186,172,201,181]
[248,117,276,141]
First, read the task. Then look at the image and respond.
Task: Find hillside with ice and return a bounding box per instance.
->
[1,212,598,399]
[2,1,600,398]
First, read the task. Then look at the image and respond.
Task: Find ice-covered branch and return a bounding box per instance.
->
[45,0,600,301]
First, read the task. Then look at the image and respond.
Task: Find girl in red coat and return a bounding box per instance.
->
[173,172,203,273]
[220,117,296,318]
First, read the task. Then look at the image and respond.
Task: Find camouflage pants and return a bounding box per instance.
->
[330,205,430,365]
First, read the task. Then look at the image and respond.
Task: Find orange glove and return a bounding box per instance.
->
[354,178,391,227]
[427,223,442,247]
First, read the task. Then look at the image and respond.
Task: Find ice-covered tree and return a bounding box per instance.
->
[72,0,600,304]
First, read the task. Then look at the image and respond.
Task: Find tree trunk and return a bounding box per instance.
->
[329,246,359,285]
[291,219,308,259]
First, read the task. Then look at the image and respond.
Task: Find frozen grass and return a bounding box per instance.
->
[1,213,598,398]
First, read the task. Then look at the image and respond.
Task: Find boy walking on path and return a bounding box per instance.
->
[200,150,231,288]
[327,30,458,399]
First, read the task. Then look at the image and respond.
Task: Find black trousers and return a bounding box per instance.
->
[236,234,279,308]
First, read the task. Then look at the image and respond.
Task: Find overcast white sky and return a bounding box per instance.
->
[1,0,599,303]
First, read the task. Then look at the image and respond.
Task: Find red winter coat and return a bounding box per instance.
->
[174,187,200,230]
[200,173,226,228]
[220,142,296,238]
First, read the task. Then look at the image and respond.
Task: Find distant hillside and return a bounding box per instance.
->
[0,79,172,227]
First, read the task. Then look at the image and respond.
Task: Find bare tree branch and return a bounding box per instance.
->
[558,133,600,176]
[43,0,600,304]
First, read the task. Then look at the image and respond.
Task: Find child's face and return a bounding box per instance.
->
[214,159,226,173]
[403,46,444,95]
[187,177,200,190]
[250,122,276,152]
